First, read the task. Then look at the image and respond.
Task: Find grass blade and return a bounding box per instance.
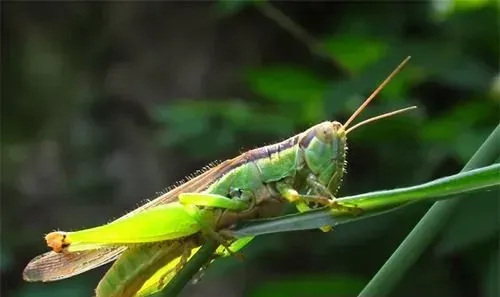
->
[357,124,500,297]
[231,163,499,237]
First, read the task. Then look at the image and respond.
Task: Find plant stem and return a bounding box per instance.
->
[357,124,500,297]
[152,240,218,297]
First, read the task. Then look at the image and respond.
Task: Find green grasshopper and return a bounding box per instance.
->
[23,57,416,297]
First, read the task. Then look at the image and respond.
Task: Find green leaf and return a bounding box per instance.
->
[420,101,497,143]
[323,35,388,74]
[245,66,328,122]
[231,163,500,238]
[245,66,328,103]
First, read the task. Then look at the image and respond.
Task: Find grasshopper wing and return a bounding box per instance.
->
[23,247,126,282]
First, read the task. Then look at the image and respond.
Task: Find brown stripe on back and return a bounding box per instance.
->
[299,129,316,148]
[211,133,302,182]
[247,133,301,162]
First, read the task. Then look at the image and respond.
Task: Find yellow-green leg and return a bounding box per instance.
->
[178,192,252,259]
[276,183,332,232]
[276,181,362,232]
[306,174,363,215]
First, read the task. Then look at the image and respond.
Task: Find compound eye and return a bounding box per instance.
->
[314,122,334,142]
[331,121,342,130]
[331,121,347,137]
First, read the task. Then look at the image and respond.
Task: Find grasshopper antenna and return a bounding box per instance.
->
[345,106,417,134]
[342,56,412,131]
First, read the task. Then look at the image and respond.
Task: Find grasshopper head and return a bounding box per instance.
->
[300,121,347,191]
[299,57,416,194]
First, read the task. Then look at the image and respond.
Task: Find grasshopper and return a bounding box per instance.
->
[23,57,416,297]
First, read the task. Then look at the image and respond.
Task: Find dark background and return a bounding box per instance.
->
[1,1,499,297]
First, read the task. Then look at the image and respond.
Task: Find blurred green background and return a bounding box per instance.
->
[1,1,499,297]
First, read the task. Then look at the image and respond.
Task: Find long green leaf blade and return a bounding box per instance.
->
[231,163,500,237]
